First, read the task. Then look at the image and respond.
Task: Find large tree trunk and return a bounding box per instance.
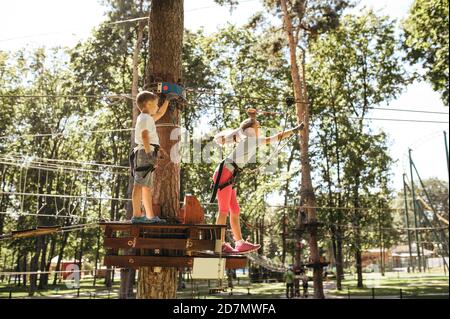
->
[135,0,183,299]
[38,236,48,289]
[53,231,69,286]
[119,20,146,300]
[331,100,345,290]
[28,237,43,296]
[280,0,324,299]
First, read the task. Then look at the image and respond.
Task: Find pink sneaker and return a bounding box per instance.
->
[222,242,238,254]
[235,241,261,254]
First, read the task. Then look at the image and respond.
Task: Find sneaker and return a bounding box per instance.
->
[222,242,238,254]
[235,240,261,254]
[145,216,167,224]
[131,216,148,224]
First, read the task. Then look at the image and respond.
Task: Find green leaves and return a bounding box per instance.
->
[402,0,449,105]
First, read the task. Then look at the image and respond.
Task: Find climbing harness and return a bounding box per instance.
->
[209,159,240,204]
[129,144,160,179]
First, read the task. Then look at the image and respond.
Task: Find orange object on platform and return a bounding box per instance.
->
[177,195,205,224]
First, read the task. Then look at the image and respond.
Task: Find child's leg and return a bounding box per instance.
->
[230,189,260,253]
[213,168,233,225]
[229,188,242,241]
[215,186,232,225]
[142,186,155,219]
[132,185,143,217]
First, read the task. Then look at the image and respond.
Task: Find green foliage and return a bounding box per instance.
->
[402,0,449,105]
[0,1,424,290]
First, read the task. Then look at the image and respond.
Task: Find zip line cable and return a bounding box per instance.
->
[0,114,447,142]
[0,191,131,202]
[0,160,129,176]
[0,222,99,242]
[0,153,129,169]
[0,211,91,220]
[1,91,448,115]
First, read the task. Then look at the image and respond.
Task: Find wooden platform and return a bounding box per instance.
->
[104,254,247,269]
[101,222,247,270]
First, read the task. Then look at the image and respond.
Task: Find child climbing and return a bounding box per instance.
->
[212,108,304,253]
[130,91,176,224]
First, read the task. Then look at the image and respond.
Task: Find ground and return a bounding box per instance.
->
[0,271,448,299]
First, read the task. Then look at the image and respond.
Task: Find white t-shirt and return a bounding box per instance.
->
[226,137,265,168]
[134,113,159,151]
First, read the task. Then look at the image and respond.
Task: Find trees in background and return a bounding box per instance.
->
[403,0,449,105]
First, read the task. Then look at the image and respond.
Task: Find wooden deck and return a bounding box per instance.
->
[101,221,247,270]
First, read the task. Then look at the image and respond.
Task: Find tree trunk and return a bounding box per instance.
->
[331,95,345,289]
[119,18,146,300]
[38,236,48,289]
[280,0,324,298]
[353,184,363,288]
[29,237,43,296]
[355,244,363,288]
[53,231,69,286]
[136,0,183,299]
[43,234,57,287]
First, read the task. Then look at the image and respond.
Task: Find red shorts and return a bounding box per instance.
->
[213,166,240,215]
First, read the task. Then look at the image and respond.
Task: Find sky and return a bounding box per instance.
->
[0,0,448,191]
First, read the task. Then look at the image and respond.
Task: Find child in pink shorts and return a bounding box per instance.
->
[212,109,304,254]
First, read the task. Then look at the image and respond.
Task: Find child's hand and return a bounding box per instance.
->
[165,93,179,101]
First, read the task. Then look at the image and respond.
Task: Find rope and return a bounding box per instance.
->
[245,133,297,175]
[0,211,90,220]
[247,253,286,272]
[0,191,131,202]
[0,268,120,276]
[0,160,129,176]
[0,153,129,169]
[0,223,99,242]
[2,92,448,115]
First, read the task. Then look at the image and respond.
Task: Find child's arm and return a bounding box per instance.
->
[262,123,304,145]
[141,130,152,154]
[152,94,178,122]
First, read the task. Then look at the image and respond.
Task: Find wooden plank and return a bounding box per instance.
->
[99,224,132,232]
[104,256,194,268]
[104,255,247,270]
[225,257,248,269]
[99,222,226,230]
[104,238,215,251]
[12,227,60,239]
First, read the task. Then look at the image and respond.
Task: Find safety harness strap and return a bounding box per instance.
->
[210,159,240,203]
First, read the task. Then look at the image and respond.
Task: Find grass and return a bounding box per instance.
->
[330,272,449,298]
[0,276,121,299]
[0,271,448,299]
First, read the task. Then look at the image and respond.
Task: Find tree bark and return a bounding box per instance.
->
[28,237,43,296]
[38,236,48,289]
[136,0,183,299]
[280,0,324,298]
[119,21,146,299]
[53,231,69,286]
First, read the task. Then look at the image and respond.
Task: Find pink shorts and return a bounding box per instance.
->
[213,166,240,215]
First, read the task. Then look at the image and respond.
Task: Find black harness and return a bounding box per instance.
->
[129,144,160,179]
[210,159,240,203]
